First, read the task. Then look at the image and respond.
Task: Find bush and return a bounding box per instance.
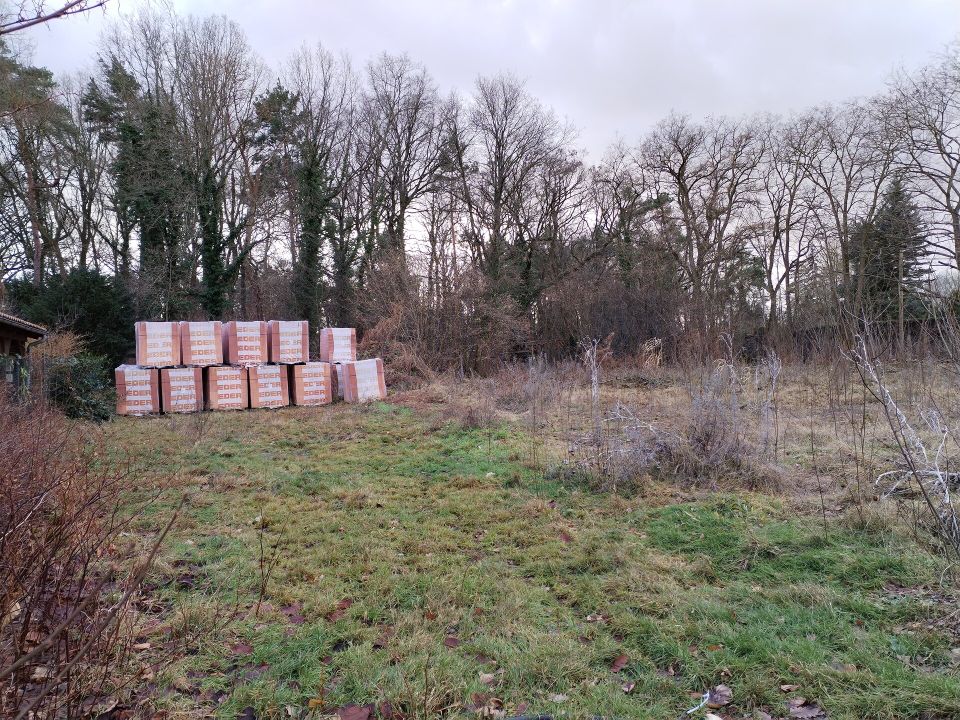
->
[0,392,174,718]
[44,354,114,422]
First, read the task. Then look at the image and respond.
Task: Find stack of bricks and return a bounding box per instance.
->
[321,327,387,404]
[116,320,386,416]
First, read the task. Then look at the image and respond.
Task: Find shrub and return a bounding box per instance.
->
[0,391,175,719]
[44,354,115,422]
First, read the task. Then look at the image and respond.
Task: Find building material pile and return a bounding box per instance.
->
[180,321,223,366]
[249,364,289,409]
[116,320,386,415]
[223,321,268,365]
[336,358,387,403]
[115,365,160,416]
[160,367,203,413]
[269,320,309,364]
[319,327,357,363]
[135,322,180,367]
[206,366,248,410]
[291,362,334,406]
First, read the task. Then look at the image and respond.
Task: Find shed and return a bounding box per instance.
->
[0,311,46,387]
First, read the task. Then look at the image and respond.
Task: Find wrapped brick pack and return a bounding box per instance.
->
[115,365,160,416]
[268,320,309,364]
[180,321,223,366]
[222,321,268,366]
[290,362,333,406]
[318,327,357,363]
[160,367,203,413]
[249,364,289,409]
[338,358,387,403]
[205,366,249,410]
[135,322,180,367]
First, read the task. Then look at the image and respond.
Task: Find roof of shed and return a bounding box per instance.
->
[0,311,46,338]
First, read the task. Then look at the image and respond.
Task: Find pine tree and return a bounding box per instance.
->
[852,177,929,337]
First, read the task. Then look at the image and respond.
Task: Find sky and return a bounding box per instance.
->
[19,0,960,158]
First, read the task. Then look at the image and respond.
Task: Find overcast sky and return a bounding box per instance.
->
[20,0,960,158]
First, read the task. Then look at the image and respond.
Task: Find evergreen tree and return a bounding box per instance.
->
[82,57,191,318]
[852,177,929,331]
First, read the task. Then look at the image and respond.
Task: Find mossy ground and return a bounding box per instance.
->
[107,399,960,720]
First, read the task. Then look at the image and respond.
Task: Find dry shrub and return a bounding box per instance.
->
[359,252,527,382]
[559,357,782,494]
[0,390,177,719]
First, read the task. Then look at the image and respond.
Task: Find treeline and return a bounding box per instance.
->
[1,9,958,369]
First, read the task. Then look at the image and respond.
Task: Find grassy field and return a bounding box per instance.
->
[108,374,960,720]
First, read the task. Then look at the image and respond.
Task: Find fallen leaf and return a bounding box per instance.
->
[132,642,151,651]
[559,529,573,543]
[337,704,373,720]
[30,666,51,681]
[238,707,256,720]
[444,635,460,648]
[479,672,497,686]
[610,653,629,673]
[547,694,568,703]
[621,681,635,694]
[705,714,724,720]
[326,598,354,622]
[230,642,253,656]
[373,626,395,649]
[830,661,856,673]
[424,610,438,621]
[281,603,305,625]
[780,684,800,692]
[788,697,827,719]
[706,644,723,652]
[308,699,324,709]
[707,684,733,708]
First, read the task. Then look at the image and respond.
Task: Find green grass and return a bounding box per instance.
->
[110,402,960,720]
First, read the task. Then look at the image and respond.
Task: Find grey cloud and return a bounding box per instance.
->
[24,0,960,156]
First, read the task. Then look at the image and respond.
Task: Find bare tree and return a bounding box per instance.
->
[884,48,960,271]
[0,0,108,36]
[642,113,763,348]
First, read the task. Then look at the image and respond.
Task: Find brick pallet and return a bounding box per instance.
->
[222,321,268,366]
[160,367,203,413]
[319,327,356,363]
[180,321,223,366]
[335,358,387,403]
[249,364,289,409]
[135,322,180,367]
[206,366,249,410]
[116,365,160,416]
[290,361,334,406]
[268,320,309,364]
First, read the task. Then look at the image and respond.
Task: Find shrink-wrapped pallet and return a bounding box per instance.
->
[115,365,160,416]
[179,321,223,366]
[160,367,203,413]
[205,366,249,410]
[290,362,333,406]
[268,320,309,364]
[249,364,289,409]
[337,358,387,403]
[318,327,356,363]
[135,322,180,367]
[222,321,268,366]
